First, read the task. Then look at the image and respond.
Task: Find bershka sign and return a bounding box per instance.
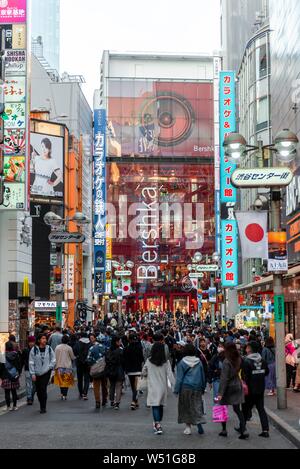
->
[136,186,159,282]
[48,232,86,244]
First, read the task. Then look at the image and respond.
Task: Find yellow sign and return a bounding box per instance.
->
[106,224,113,260]
[13,25,26,49]
[22,277,29,297]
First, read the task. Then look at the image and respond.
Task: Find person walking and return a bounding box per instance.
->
[0,341,22,411]
[241,341,270,438]
[285,334,297,389]
[174,343,206,436]
[29,334,56,414]
[142,342,170,435]
[74,332,91,400]
[21,336,36,405]
[54,335,75,400]
[105,336,125,410]
[217,343,248,440]
[262,337,276,396]
[208,342,227,437]
[87,333,106,409]
[196,338,212,381]
[48,326,63,351]
[124,333,144,410]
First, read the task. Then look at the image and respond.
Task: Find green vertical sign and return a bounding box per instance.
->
[56,304,63,323]
[274,295,285,323]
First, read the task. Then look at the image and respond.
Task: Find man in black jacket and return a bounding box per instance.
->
[242,341,270,438]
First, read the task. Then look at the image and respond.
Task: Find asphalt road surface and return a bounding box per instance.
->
[0,383,295,449]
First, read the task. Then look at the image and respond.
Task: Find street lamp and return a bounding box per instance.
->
[223,129,299,411]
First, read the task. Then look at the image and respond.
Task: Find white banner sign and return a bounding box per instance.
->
[232,168,294,188]
[64,255,75,300]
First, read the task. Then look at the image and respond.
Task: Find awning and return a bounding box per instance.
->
[237,263,300,292]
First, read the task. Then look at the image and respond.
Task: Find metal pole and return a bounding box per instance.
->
[271,187,287,409]
[56,243,63,328]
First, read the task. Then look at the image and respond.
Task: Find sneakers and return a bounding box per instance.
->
[267,391,275,396]
[259,431,270,438]
[40,409,47,414]
[12,406,18,411]
[27,400,33,405]
[184,425,192,435]
[238,433,249,440]
[219,431,228,437]
[82,395,88,401]
[6,406,11,411]
[95,402,101,409]
[154,423,163,435]
[114,403,120,410]
[131,402,138,410]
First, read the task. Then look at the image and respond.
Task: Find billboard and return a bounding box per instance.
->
[0,0,28,211]
[107,80,214,158]
[219,71,238,288]
[30,133,64,199]
[94,109,107,295]
[0,0,26,23]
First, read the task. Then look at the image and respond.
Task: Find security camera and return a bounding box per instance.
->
[254,198,264,211]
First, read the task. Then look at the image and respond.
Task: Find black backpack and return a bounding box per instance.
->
[77,342,90,365]
[105,350,120,379]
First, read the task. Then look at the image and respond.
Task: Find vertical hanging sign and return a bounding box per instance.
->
[0,0,28,211]
[93,109,107,295]
[220,71,238,288]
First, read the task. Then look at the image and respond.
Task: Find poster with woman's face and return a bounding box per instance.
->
[30,132,64,199]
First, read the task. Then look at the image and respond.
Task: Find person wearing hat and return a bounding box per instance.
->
[21,336,36,405]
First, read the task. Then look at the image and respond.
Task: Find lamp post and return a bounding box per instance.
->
[223,129,299,410]
[44,211,90,327]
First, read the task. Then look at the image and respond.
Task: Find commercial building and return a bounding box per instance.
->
[31,0,60,71]
[94,51,220,317]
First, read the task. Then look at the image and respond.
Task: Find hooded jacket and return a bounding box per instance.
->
[242,353,269,395]
[73,338,91,366]
[29,345,56,377]
[0,351,22,381]
[174,356,206,394]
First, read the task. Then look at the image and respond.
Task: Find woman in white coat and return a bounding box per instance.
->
[142,342,170,435]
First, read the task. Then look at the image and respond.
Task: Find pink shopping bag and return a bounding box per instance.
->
[212,405,229,423]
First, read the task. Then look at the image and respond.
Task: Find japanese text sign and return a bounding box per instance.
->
[0,0,26,23]
[94,109,107,295]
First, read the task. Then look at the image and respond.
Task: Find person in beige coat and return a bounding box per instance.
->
[54,335,75,400]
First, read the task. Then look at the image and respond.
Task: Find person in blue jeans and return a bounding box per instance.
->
[208,342,227,436]
[142,343,171,435]
[174,344,206,436]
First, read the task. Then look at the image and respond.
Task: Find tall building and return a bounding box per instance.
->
[31,0,60,71]
[270,0,300,336]
[94,52,219,318]
[221,0,269,71]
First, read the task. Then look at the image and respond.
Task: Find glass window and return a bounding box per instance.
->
[257,44,267,79]
[256,96,269,130]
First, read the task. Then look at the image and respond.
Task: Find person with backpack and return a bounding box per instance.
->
[29,334,56,414]
[87,333,106,409]
[262,337,276,396]
[74,332,91,400]
[0,341,22,411]
[105,335,125,410]
[241,341,270,438]
[174,343,206,436]
[21,336,36,405]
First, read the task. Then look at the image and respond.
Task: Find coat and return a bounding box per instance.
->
[55,344,75,370]
[124,341,144,375]
[218,358,244,406]
[174,357,206,394]
[29,345,56,377]
[143,359,168,407]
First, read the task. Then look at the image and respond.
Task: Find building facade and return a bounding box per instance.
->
[31,0,60,72]
[95,52,219,317]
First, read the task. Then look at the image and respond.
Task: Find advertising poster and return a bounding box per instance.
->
[2,181,25,209]
[4,102,26,128]
[3,155,25,182]
[3,128,26,155]
[107,80,214,158]
[12,24,26,49]
[4,76,26,102]
[268,231,288,273]
[0,0,27,23]
[4,50,26,75]
[30,133,64,199]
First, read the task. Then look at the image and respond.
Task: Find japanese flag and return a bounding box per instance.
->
[236,211,268,260]
[122,279,131,297]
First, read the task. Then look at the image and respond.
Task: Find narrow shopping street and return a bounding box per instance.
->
[0,385,295,450]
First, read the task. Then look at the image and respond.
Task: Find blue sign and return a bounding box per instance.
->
[220,71,237,204]
[219,71,238,288]
[93,109,107,294]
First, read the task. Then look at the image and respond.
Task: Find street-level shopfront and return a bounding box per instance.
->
[34,301,69,328]
[237,264,300,338]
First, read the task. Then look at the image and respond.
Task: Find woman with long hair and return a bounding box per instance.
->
[217,343,248,440]
[54,335,75,400]
[105,335,125,410]
[142,342,170,435]
[174,343,206,436]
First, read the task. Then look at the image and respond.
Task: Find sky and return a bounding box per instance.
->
[60,0,221,107]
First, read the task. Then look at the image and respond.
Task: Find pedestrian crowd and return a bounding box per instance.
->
[1,311,300,440]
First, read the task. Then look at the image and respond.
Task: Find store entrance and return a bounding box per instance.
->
[171,294,190,315]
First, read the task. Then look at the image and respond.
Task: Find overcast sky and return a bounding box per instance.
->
[60,0,221,107]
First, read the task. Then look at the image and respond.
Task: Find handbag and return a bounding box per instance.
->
[286,354,296,367]
[90,357,106,379]
[213,405,229,423]
[137,376,148,391]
